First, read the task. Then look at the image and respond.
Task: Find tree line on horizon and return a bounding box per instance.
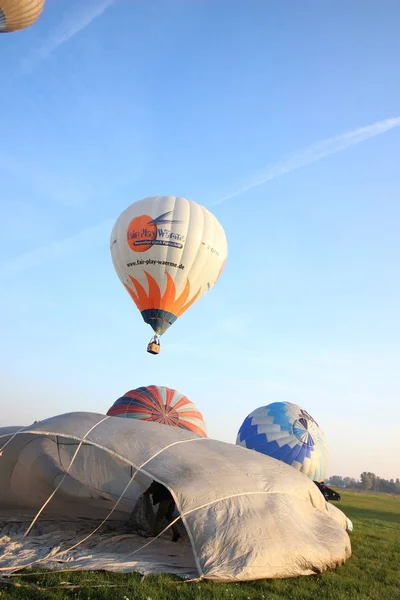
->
[326,472,400,494]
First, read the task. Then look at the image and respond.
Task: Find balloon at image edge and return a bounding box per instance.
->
[107,385,208,438]
[0,0,45,33]
[110,195,228,352]
[236,402,329,481]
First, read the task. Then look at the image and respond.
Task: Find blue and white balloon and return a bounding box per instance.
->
[236,402,329,481]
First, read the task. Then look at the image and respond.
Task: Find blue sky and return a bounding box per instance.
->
[1,0,399,479]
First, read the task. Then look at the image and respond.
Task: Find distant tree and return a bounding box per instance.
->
[360,472,370,490]
[361,472,378,490]
[326,473,399,494]
[377,478,398,494]
[344,477,358,489]
[327,475,344,487]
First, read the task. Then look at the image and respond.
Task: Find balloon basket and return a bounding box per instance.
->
[147,342,160,355]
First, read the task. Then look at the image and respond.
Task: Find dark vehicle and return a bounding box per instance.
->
[324,485,341,501]
[314,481,341,502]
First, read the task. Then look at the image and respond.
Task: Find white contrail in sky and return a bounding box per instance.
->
[1,115,399,276]
[212,116,400,205]
[22,0,116,68]
[0,220,114,277]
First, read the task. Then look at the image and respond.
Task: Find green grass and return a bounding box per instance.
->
[1,490,399,600]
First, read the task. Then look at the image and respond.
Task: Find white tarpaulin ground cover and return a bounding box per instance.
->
[0,412,351,581]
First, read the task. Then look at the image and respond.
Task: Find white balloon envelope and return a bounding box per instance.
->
[110,195,228,353]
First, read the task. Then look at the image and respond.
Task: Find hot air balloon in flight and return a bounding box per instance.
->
[110,195,228,354]
[107,385,208,437]
[236,402,329,482]
[0,0,44,33]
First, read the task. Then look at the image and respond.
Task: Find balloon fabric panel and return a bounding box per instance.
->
[236,402,329,481]
[107,385,207,438]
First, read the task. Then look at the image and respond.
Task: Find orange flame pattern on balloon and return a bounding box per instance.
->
[124,270,201,317]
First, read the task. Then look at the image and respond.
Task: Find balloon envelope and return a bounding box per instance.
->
[0,412,351,580]
[0,0,44,32]
[107,385,207,437]
[110,195,227,336]
[236,402,329,481]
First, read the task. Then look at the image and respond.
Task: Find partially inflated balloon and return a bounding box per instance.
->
[110,195,227,337]
[236,402,329,481]
[0,0,44,33]
[107,385,207,437]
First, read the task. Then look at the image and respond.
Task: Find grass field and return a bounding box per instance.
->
[1,490,399,600]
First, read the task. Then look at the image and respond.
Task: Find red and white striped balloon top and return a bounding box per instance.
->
[107,385,207,437]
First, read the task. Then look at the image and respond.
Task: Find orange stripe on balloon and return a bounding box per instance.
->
[125,407,155,414]
[177,422,207,437]
[175,410,205,420]
[124,276,150,312]
[168,275,190,315]
[161,271,176,309]
[165,387,175,409]
[173,397,196,412]
[175,285,201,317]
[123,283,140,309]
[145,271,161,308]
[164,273,201,317]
